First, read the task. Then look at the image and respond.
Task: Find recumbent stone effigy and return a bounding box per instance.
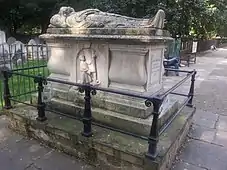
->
[2,7,196,170]
[40,7,174,136]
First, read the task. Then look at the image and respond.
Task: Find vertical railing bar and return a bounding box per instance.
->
[20,44,27,102]
[145,97,163,160]
[46,44,50,76]
[0,85,3,109]
[80,86,93,137]
[26,45,32,104]
[14,45,21,102]
[41,44,45,77]
[34,75,47,121]
[9,45,15,104]
[36,44,40,75]
[2,70,12,109]
[2,44,7,107]
[187,70,196,107]
[0,44,4,108]
[32,45,36,91]
[2,44,5,68]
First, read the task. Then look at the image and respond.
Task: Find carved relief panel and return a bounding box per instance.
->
[76,48,100,85]
[108,45,148,92]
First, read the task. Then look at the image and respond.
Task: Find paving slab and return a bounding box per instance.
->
[172,47,227,170]
[180,140,227,170]
[216,115,227,131]
[0,116,95,170]
[0,154,26,170]
[210,65,227,77]
[213,130,227,147]
[192,110,219,129]
[34,150,94,170]
[172,161,206,170]
[0,139,52,168]
[189,124,216,143]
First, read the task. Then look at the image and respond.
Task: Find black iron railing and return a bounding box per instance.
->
[0,43,49,107]
[1,66,196,160]
[0,43,196,160]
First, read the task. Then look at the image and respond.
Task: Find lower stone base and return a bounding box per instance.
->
[52,87,155,119]
[47,96,179,136]
[4,105,195,170]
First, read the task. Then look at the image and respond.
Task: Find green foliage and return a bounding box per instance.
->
[0,0,226,39]
[89,0,227,39]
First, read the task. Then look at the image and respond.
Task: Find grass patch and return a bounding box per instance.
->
[0,59,49,107]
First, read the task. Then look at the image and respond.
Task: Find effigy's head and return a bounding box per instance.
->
[59,7,75,17]
[49,7,166,30]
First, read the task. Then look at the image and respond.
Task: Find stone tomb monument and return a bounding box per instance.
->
[40,7,176,136]
[2,7,195,170]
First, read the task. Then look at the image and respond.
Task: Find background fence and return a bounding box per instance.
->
[165,37,227,59]
[0,43,50,108]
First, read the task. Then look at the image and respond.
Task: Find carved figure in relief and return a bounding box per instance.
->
[78,49,100,85]
[79,55,91,84]
[50,7,165,29]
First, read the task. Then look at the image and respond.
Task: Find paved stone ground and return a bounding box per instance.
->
[172,47,227,170]
[0,115,95,170]
[0,48,227,170]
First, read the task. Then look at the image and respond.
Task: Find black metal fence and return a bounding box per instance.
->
[0,44,196,160]
[0,43,49,108]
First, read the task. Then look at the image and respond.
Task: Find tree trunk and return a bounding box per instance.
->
[41,21,49,34]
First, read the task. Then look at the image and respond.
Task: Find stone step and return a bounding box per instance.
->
[5,104,195,170]
[46,96,180,136]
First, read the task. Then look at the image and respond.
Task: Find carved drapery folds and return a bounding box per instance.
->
[49,7,165,29]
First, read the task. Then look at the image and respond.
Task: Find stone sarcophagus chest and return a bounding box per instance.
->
[40,7,173,136]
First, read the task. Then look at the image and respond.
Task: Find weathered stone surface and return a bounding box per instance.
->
[192,110,218,128]
[180,140,227,170]
[39,8,173,137]
[213,130,227,147]
[52,88,154,119]
[45,28,171,37]
[47,96,179,136]
[40,6,172,125]
[0,115,94,170]
[172,161,206,170]
[5,104,195,170]
[189,124,216,143]
[216,115,227,131]
[194,78,227,115]
[49,7,165,29]
[33,150,94,170]
[170,50,227,170]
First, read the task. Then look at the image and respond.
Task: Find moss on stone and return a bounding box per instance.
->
[4,104,195,170]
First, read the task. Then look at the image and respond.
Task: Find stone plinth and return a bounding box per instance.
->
[5,104,195,170]
[40,7,173,134]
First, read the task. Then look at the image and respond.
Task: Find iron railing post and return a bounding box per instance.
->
[145,97,163,160]
[187,70,196,107]
[80,86,93,137]
[34,75,47,121]
[2,70,12,109]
